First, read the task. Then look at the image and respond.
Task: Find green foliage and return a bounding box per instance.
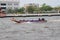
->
[7,7,25,14]
[53,6,60,10]
[7,3,60,14]
[40,3,53,11]
[26,6,36,13]
[7,9,14,13]
[18,7,25,13]
[26,3,53,13]
[14,8,19,13]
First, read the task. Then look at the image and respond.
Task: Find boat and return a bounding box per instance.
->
[11,18,47,23]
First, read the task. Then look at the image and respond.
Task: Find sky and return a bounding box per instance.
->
[19,0,60,7]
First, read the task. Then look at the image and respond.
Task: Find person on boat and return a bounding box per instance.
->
[30,20,34,22]
[22,19,25,22]
[11,18,21,23]
[30,18,41,22]
[38,18,41,21]
[22,19,27,22]
[41,18,47,22]
[41,18,45,21]
[30,19,39,22]
[11,18,16,21]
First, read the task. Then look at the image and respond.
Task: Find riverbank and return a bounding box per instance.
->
[1,13,60,18]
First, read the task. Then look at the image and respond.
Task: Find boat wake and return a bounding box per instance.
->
[26,22,32,23]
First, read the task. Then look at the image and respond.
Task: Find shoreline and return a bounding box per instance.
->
[0,13,60,18]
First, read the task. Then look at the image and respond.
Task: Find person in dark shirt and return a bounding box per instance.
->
[41,18,45,21]
[38,18,41,21]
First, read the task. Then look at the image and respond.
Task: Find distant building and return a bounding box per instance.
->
[24,3,39,8]
[24,3,39,13]
[0,0,19,11]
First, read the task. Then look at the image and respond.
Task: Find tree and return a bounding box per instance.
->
[40,3,53,11]
[18,7,25,13]
[54,6,60,11]
[6,7,25,14]
[26,6,37,13]
[7,9,14,13]
[53,6,60,13]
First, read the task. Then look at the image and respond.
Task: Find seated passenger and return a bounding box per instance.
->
[30,20,34,22]
[11,18,16,21]
[22,19,26,22]
[11,18,21,23]
[38,18,41,21]
[41,18,45,21]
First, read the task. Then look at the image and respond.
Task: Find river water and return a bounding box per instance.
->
[0,16,60,40]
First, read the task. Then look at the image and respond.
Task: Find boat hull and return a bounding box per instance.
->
[13,20,47,23]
